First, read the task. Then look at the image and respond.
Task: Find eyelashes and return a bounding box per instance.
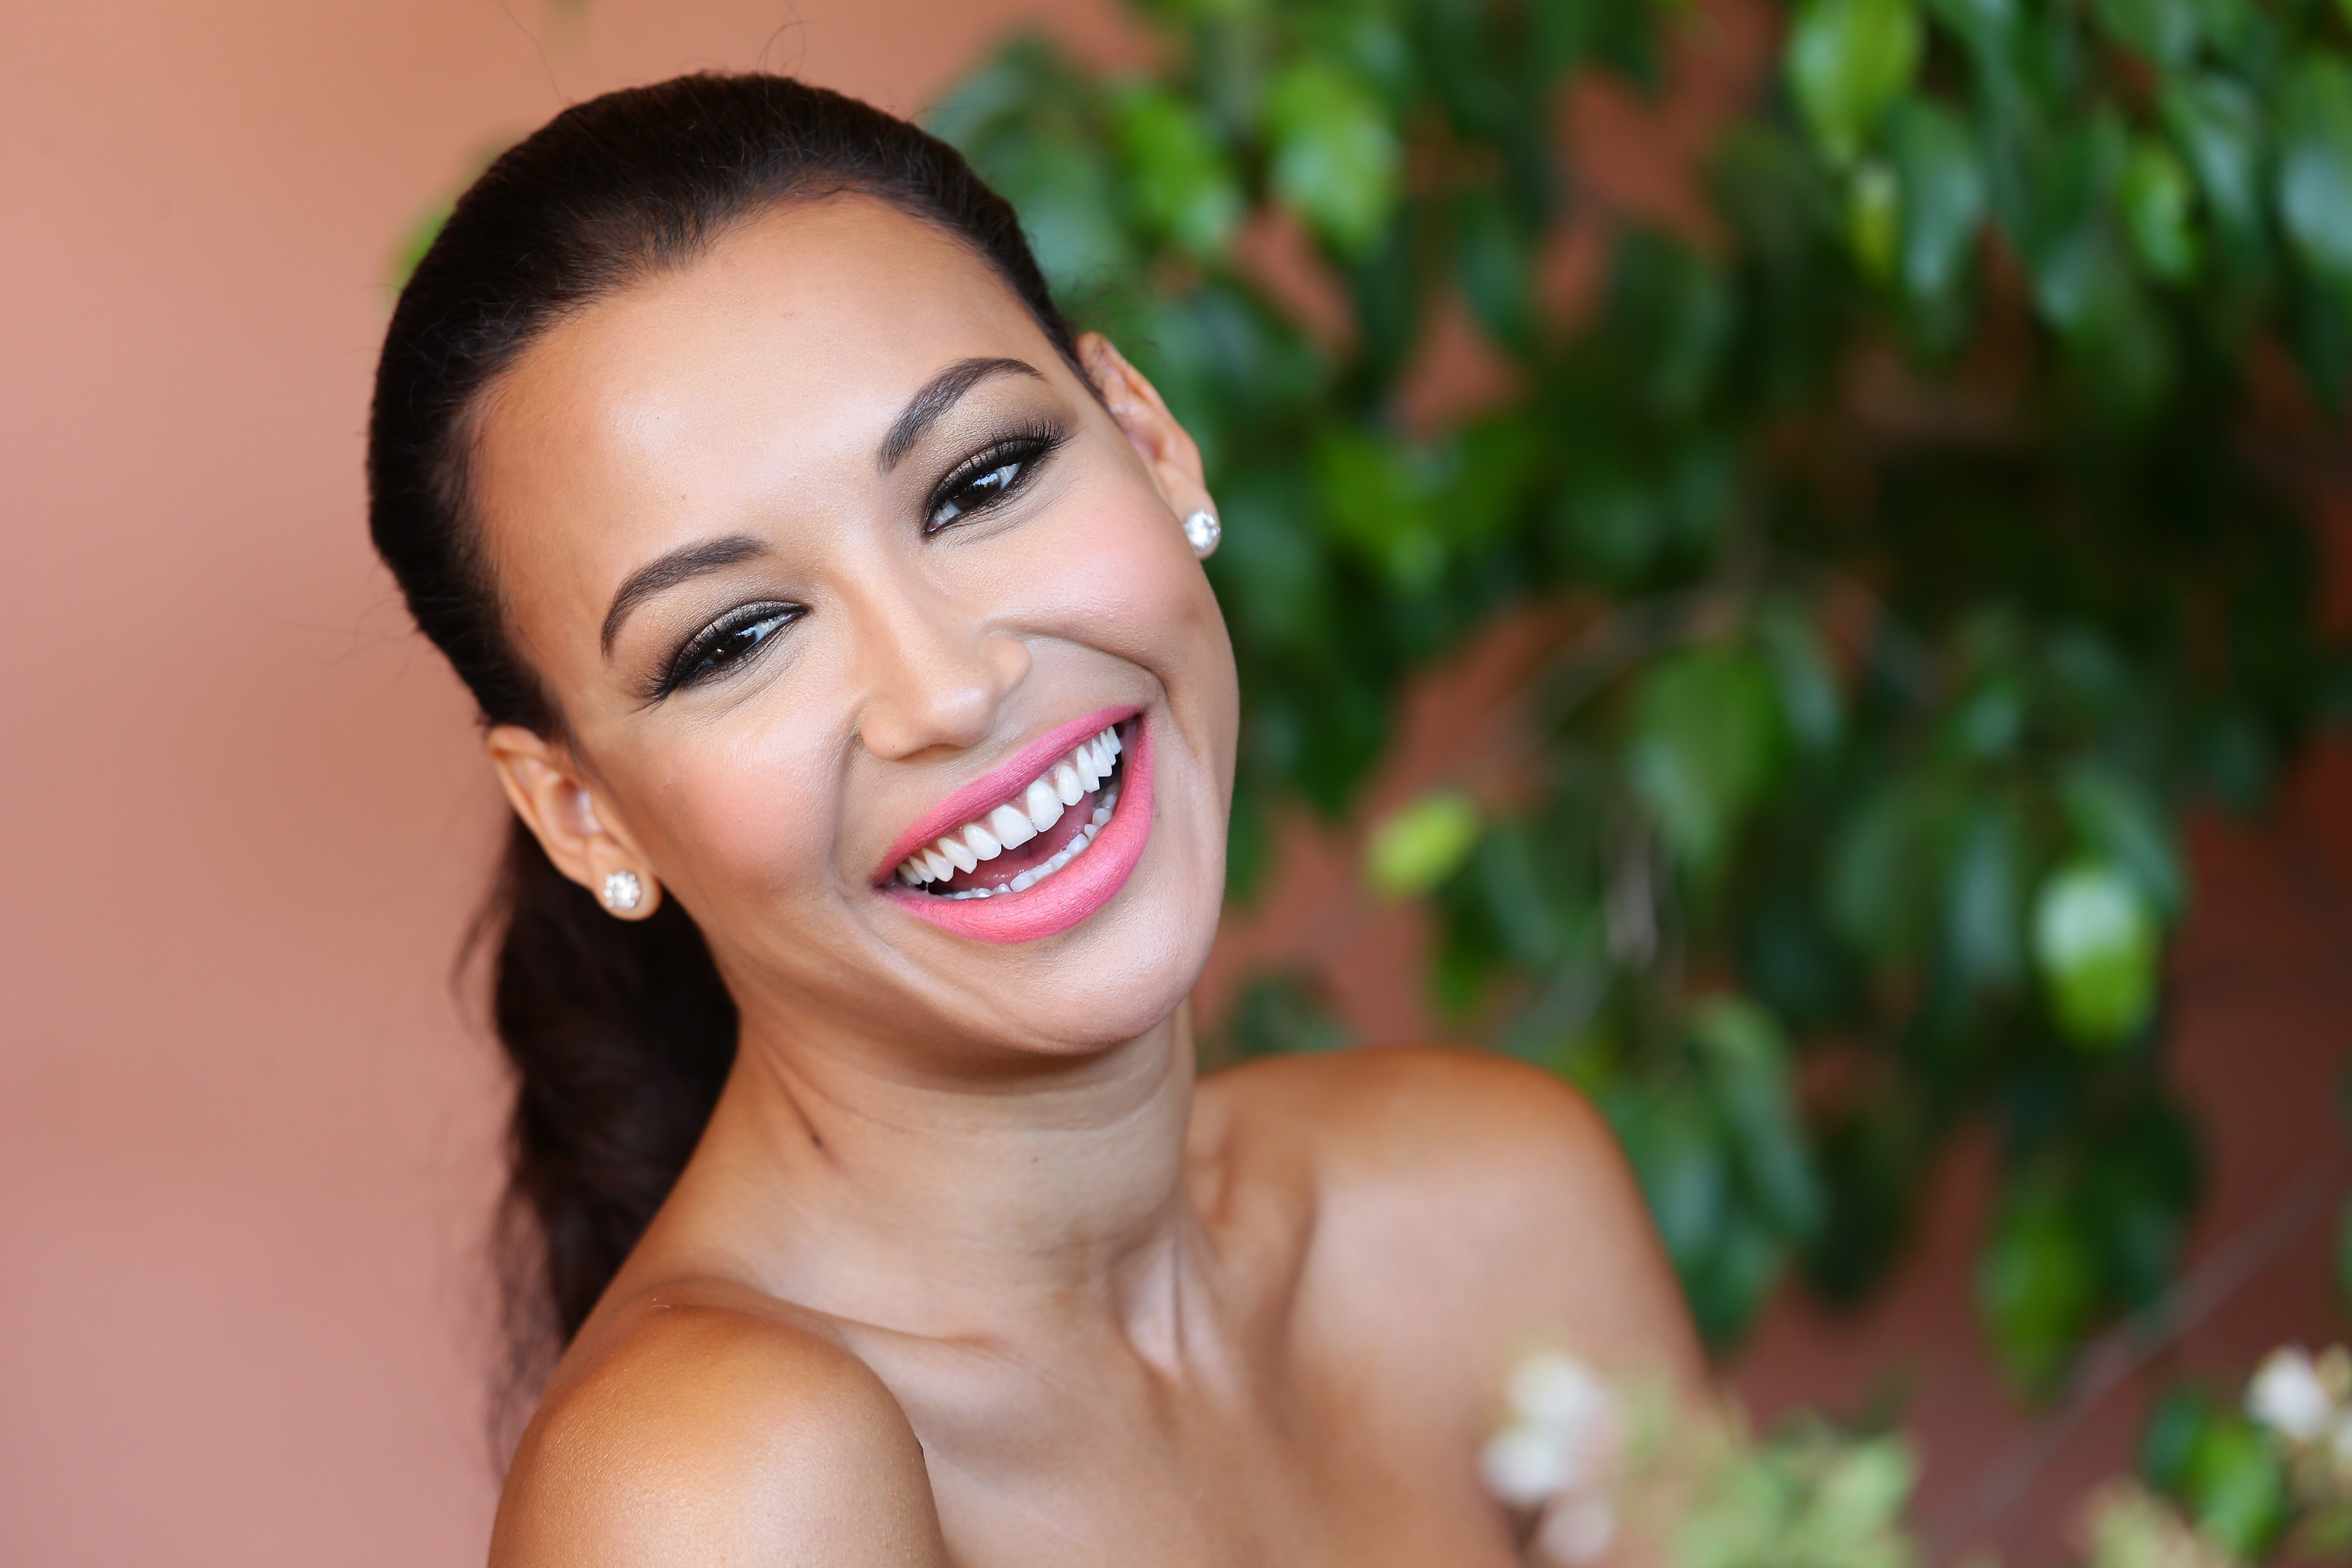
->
[647,419,1069,700]
[924,421,1067,533]
[646,602,802,699]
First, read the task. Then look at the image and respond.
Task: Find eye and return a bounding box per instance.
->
[655,602,800,697]
[926,429,1064,533]
[933,460,1022,527]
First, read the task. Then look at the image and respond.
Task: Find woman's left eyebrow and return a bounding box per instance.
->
[601,534,769,655]
[876,357,1043,472]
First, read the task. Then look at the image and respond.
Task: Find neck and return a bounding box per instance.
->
[680,1000,1205,1350]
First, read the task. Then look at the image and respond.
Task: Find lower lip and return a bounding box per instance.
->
[880,716,1154,944]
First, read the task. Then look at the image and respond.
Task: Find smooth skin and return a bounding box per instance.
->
[473,196,1702,1566]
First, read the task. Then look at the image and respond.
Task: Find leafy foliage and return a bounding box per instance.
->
[938,0,2349,1376]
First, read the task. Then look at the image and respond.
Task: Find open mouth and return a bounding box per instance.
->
[886,722,1128,901]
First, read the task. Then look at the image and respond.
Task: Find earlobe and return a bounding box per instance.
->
[485,725,665,920]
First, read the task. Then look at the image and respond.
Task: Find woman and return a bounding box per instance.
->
[370,72,1699,1564]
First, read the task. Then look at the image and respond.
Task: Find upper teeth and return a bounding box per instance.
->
[895,725,1124,893]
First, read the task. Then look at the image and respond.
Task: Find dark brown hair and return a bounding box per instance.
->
[366,73,1085,1382]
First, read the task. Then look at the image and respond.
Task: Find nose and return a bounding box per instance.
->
[848,572,1031,762]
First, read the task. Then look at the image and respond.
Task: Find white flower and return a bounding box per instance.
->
[1507,1350,1616,1437]
[1482,1350,1622,1509]
[1483,1422,1577,1507]
[1535,1494,1618,1566]
[2247,1345,2336,1443]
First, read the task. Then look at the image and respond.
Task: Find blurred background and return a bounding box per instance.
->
[5,0,2351,1563]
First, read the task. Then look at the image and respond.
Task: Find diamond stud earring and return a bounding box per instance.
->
[1182,508,1221,558]
[601,869,644,914]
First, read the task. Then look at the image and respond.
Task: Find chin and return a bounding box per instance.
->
[913,832,1225,1060]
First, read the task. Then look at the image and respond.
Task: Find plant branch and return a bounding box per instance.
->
[1924,1158,2351,1563]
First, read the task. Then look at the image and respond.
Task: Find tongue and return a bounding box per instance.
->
[936,786,1098,894]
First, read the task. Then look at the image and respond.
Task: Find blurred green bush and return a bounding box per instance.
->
[933,0,2352,1383]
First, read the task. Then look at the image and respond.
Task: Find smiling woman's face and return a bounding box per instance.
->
[470,196,1238,1067]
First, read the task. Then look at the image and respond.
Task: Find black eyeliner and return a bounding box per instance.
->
[923,418,1068,531]
[644,601,800,701]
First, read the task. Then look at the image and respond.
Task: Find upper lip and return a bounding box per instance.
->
[872,704,1141,885]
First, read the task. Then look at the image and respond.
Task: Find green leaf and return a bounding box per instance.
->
[1828,777,1961,965]
[1804,1105,1923,1303]
[1604,234,1735,417]
[969,126,1134,294]
[1555,467,1669,587]
[1366,790,1481,899]
[1459,818,1577,971]
[1946,799,2029,994]
[1457,187,1536,354]
[2278,57,2352,301]
[1690,997,1826,1240]
[2033,862,2161,1048]
[2060,765,2185,919]
[1313,426,1441,587]
[1135,286,1322,481]
[1111,86,1243,258]
[2122,137,2203,284]
[1610,1086,1734,1273]
[1924,0,2016,62]
[2162,74,2266,258]
[1889,98,1987,303]
[1800,1439,1918,1558]
[1977,1180,2099,1395]
[1786,0,1925,167]
[1756,600,1845,753]
[931,43,1136,295]
[2333,1191,2352,1314]
[386,136,514,297]
[2023,117,2133,338]
[926,37,1054,145]
[2140,1385,2211,1494]
[1626,648,1786,874]
[2094,0,2201,68]
[1216,967,1351,1059]
[1436,416,1544,551]
[2083,1480,2239,1568]
[1847,161,1901,283]
[2080,1102,2201,1308]
[1680,1203,1787,1347]
[2179,1414,2288,1558]
[1264,58,1401,256]
[388,198,453,297]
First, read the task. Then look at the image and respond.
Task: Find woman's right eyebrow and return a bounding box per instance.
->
[601,534,769,655]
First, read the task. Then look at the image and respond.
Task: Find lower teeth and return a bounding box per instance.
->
[935,779,1119,900]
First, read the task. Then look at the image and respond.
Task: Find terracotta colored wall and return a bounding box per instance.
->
[5,3,2347,1565]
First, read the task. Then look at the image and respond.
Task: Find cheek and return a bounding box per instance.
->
[631,706,847,914]
[1026,489,1233,706]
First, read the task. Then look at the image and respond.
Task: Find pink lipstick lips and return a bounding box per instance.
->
[877,706,1152,944]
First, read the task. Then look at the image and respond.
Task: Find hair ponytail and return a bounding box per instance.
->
[483,821,736,1350]
[366,74,1086,1384]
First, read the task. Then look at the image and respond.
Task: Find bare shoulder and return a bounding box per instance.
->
[490,1284,948,1567]
[1205,1045,1633,1220]
[1204,1047,1703,1388]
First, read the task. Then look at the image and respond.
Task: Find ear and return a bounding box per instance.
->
[485,725,664,920]
[1078,333,1212,520]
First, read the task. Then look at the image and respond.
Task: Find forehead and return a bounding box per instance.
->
[471,196,1057,600]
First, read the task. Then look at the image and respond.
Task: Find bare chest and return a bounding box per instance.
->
[881,1348,1524,1568]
